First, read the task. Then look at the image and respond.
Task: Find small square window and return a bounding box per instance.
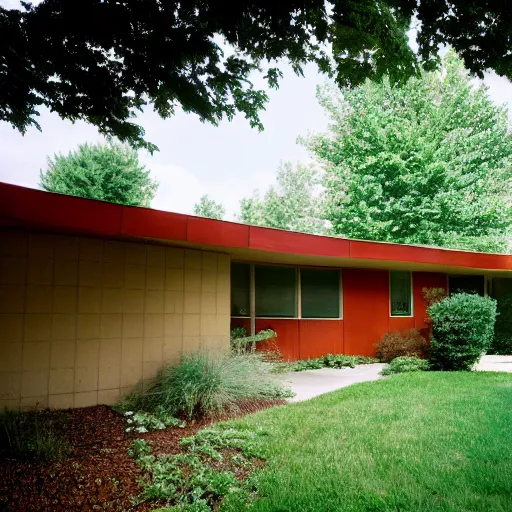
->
[390,271,412,316]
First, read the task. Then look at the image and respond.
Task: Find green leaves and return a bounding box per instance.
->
[237,162,329,235]
[428,293,498,371]
[39,140,158,207]
[193,195,226,220]
[307,52,512,252]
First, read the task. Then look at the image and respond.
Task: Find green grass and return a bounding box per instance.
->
[224,372,512,512]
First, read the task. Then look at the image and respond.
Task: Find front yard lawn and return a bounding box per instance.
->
[227,372,512,512]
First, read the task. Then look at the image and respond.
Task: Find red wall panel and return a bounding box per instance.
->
[232,270,449,360]
[255,319,299,360]
[343,269,390,356]
[413,272,448,330]
[388,317,415,332]
[298,320,343,359]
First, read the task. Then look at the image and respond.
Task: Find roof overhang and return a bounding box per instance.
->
[1,182,511,276]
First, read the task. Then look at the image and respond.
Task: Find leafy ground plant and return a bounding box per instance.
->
[380,356,430,375]
[226,372,512,511]
[123,408,185,434]
[119,351,293,420]
[289,354,378,372]
[128,426,268,510]
[0,408,71,461]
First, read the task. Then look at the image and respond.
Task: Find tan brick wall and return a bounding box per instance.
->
[0,231,230,410]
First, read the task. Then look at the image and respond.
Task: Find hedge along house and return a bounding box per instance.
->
[1,182,512,410]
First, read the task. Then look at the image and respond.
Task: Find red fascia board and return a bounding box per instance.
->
[187,216,249,248]
[249,226,350,257]
[0,183,122,236]
[121,205,188,241]
[349,239,512,270]
[1,182,511,271]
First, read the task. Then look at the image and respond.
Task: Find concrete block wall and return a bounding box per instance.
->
[0,231,230,410]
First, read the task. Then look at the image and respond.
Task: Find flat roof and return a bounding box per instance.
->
[1,182,511,275]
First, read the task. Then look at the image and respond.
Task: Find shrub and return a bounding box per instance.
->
[119,351,292,420]
[375,329,429,363]
[0,409,71,461]
[422,287,447,307]
[380,356,430,375]
[230,328,277,355]
[427,293,497,371]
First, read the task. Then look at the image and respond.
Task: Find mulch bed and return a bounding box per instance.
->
[0,400,284,511]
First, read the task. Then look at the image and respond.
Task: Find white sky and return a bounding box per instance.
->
[1,1,512,220]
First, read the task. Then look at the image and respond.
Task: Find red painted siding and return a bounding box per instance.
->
[255,319,299,360]
[231,270,452,360]
[342,269,390,356]
[298,320,343,359]
[388,317,415,332]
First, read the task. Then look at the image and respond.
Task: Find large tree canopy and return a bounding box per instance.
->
[2,1,512,151]
[306,52,512,252]
[40,140,158,207]
[238,162,328,235]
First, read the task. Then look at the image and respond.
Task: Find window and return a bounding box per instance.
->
[449,275,485,296]
[301,269,341,318]
[390,271,412,316]
[231,263,250,316]
[255,265,297,317]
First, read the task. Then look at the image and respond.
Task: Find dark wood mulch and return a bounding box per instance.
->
[0,399,284,511]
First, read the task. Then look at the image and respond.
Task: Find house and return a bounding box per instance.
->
[1,182,511,410]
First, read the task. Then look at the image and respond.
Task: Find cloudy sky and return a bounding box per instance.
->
[1,1,512,220]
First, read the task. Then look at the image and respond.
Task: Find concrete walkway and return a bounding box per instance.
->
[280,364,386,402]
[475,355,512,372]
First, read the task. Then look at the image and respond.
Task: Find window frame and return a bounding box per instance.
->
[389,270,413,318]
[230,262,344,322]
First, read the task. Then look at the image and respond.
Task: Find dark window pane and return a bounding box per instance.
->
[390,271,412,316]
[492,278,512,343]
[301,269,340,318]
[231,263,250,316]
[255,266,296,318]
[449,275,485,296]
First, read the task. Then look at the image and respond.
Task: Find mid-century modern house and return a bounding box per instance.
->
[1,182,511,410]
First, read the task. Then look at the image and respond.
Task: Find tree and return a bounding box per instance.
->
[3,1,512,151]
[238,162,329,235]
[193,195,225,220]
[40,140,158,207]
[305,52,512,252]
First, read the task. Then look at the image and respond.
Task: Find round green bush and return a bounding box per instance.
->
[427,293,497,371]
